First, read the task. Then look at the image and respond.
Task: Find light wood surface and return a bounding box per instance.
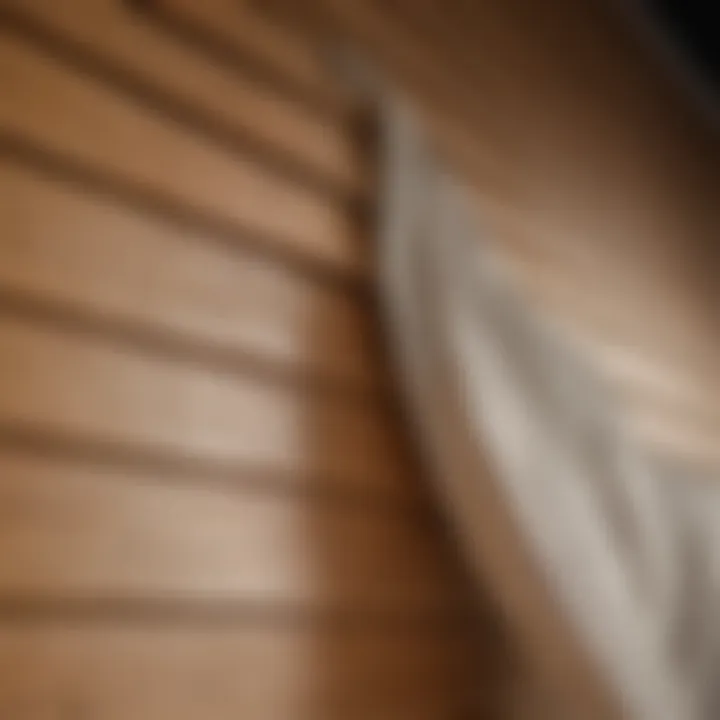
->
[0,315,412,495]
[0,450,459,610]
[0,3,488,715]
[0,30,364,275]
[0,158,380,389]
[2,0,365,196]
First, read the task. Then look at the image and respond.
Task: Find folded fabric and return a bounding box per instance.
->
[377,97,720,719]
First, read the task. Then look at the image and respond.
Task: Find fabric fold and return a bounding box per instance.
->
[377,97,719,719]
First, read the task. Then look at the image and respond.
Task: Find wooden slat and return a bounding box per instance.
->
[0,451,456,610]
[0,316,410,495]
[0,624,471,719]
[2,0,365,195]
[152,0,348,112]
[0,159,380,389]
[0,30,364,275]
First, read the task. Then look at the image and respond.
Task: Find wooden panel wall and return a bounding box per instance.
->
[0,0,499,717]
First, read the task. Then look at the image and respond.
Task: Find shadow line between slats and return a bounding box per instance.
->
[0,6,366,210]
[0,132,372,294]
[0,284,387,401]
[0,420,426,511]
[0,596,471,630]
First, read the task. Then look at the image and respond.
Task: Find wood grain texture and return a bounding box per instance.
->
[0,316,411,495]
[0,624,473,720]
[0,159,380,389]
[0,30,365,275]
[1,0,365,196]
[0,451,458,611]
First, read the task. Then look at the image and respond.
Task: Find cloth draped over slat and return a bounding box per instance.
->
[377,98,720,720]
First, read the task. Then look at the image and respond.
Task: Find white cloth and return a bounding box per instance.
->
[377,100,720,719]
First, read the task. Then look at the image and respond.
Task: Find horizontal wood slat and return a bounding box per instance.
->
[0,316,410,495]
[151,0,349,113]
[0,451,457,611]
[0,159,380,389]
[0,30,364,275]
[2,0,365,196]
[0,624,471,720]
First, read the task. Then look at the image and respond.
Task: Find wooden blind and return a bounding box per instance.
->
[0,0,497,717]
